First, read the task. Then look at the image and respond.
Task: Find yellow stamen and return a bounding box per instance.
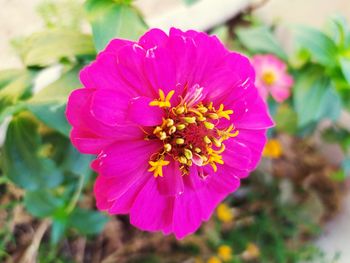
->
[207,147,224,172]
[176,138,185,144]
[212,137,222,147]
[183,116,196,124]
[166,118,174,127]
[159,131,167,140]
[164,143,172,152]
[194,147,201,153]
[204,136,211,144]
[175,105,186,114]
[197,116,206,122]
[207,113,219,119]
[197,105,208,113]
[218,124,239,141]
[153,126,162,134]
[178,156,188,164]
[149,89,175,108]
[189,108,203,117]
[210,162,218,172]
[216,104,233,120]
[183,148,193,160]
[168,126,176,134]
[148,158,170,177]
[216,144,226,154]
[176,124,186,130]
[200,154,208,162]
[204,121,215,130]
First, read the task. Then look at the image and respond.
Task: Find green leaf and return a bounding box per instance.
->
[293,67,341,127]
[85,0,147,51]
[37,0,85,30]
[2,115,63,190]
[27,66,82,136]
[339,56,350,84]
[61,145,94,178]
[0,69,24,90]
[183,0,199,5]
[24,190,64,218]
[15,29,95,67]
[68,208,109,235]
[275,104,298,134]
[343,158,350,177]
[236,26,287,60]
[28,103,69,136]
[0,71,36,123]
[295,26,338,67]
[329,15,350,48]
[330,170,346,182]
[50,217,68,245]
[314,87,341,121]
[321,126,350,152]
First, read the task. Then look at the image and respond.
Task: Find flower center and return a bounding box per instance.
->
[262,71,276,85]
[147,88,239,177]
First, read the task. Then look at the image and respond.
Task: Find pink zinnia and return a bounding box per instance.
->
[252,54,294,102]
[66,28,273,239]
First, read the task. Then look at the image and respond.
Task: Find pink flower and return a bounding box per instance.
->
[66,28,273,239]
[252,54,294,103]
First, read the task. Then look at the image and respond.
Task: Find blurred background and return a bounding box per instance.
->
[1,0,350,262]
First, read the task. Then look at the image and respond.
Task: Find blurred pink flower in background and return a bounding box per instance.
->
[66,28,273,239]
[252,54,294,102]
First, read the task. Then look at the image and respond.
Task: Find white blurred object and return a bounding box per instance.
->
[33,64,62,94]
[0,117,11,146]
[316,193,350,263]
[144,0,253,31]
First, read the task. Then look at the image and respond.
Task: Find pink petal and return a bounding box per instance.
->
[130,177,175,233]
[234,129,267,172]
[169,28,228,88]
[232,87,274,130]
[93,140,161,177]
[108,174,149,214]
[90,89,129,126]
[204,52,256,104]
[102,38,133,55]
[223,52,255,88]
[168,31,197,88]
[144,46,177,95]
[172,184,202,239]
[70,128,114,154]
[157,160,184,196]
[193,168,241,221]
[270,85,291,103]
[67,88,144,140]
[66,88,94,128]
[128,96,164,126]
[94,170,148,213]
[222,138,252,171]
[80,54,136,96]
[139,28,169,49]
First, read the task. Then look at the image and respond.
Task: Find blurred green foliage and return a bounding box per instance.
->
[235,15,350,180]
[0,0,146,254]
